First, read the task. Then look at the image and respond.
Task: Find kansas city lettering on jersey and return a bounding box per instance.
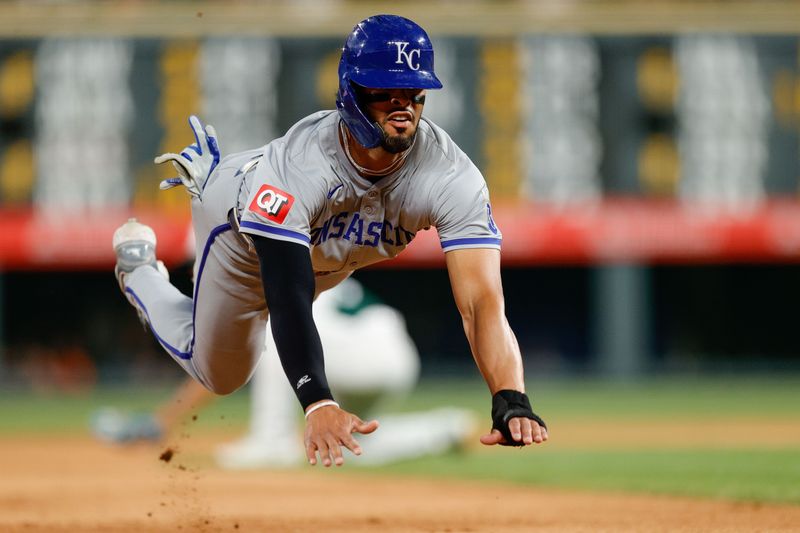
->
[309,211,415,248]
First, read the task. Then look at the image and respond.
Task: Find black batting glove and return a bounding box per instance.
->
[491,389,547,447]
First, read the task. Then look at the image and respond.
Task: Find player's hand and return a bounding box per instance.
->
[155,115,220,198]
[480,416,548,446]
[303,401,379,467]
[481,389,548,447]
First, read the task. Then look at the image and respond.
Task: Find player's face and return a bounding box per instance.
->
[360,88,426,154]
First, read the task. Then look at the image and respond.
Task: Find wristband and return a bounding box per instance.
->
[304,400,339,419]
[491,390,547,447]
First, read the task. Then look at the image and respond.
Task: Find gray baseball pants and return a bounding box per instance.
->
[123,149,348,394]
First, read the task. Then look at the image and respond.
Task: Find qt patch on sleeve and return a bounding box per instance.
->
[248,184,295,224]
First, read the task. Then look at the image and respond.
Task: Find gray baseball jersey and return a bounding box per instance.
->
[239,110,502,274]
[122,110,502,394]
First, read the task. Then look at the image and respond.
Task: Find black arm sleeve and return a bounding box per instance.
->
[252,235,333,410]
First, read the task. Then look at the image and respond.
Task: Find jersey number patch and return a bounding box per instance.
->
[249,184,295,224]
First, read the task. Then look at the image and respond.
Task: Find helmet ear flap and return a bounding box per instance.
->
[336,74,384,148]
[348,81,366,108]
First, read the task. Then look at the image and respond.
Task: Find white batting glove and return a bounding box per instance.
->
[155,115,221,199]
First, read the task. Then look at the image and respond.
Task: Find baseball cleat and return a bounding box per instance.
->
[113,218,169,327]
[113,218,168,291]
[90,408,164,444]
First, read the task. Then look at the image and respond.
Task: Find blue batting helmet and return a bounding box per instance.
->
[336,14,443,148]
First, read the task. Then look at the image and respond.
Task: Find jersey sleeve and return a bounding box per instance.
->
[239,142,323,248]
[432,158,503,253]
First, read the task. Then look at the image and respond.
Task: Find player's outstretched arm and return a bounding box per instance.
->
[252,236,378,466]
[444,248,548,447]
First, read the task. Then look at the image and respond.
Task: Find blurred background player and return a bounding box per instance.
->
[92,278,475,467]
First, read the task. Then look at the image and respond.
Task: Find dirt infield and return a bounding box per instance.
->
[1,434,799,533]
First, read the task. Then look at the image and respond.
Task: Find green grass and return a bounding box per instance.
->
[360,448,800,504]
[391,377,800,420]
[360,377,800,504]
[0,386,250,434]
[1,377,799,504]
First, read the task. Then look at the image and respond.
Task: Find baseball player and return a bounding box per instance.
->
[113,14,547,467]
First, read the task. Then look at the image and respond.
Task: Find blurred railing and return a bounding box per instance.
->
[5,199,800,270]
[0,1,799,36]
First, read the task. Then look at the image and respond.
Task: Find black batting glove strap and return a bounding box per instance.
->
[491,389,547,447]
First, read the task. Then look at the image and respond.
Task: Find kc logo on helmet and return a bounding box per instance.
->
[393,41,421,70]
[249,184,294,224]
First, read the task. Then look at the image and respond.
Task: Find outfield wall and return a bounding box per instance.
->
[0,1,799,384]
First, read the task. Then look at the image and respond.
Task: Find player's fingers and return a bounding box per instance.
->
[518,417,534,445]
[205,124,220,154]
[327,439,345,467]
[341,434,363,457]
[170,161,194,181]
[188,115,205,152]
[353,418,379,435]
[528,419,547,444]
[305,440,319,466]
[507,417,523,443]
[154,153,193,182]
[314,439,333,468]
[320,438,340,468]
[479,429,505,446]
[159,177,183,190]
[154,152,181,165]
